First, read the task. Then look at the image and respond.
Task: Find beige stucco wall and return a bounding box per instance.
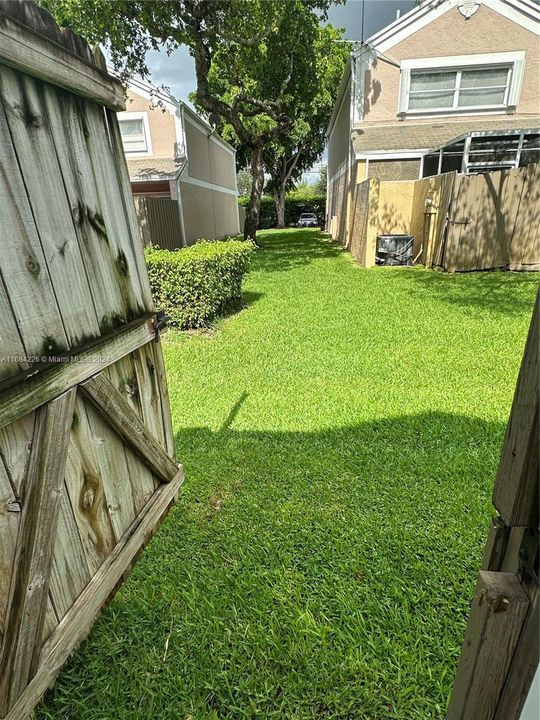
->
[125,90,177,158]
[184,119,211,182]
[209,140,237,191]
[360,5,540,126]
[368,159,421,181]
[179,181,240,245]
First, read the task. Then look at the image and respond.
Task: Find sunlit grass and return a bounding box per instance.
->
[38,229,537,720]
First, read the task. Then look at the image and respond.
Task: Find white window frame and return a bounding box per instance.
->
[398,51,525,117]
[117,111,153,157]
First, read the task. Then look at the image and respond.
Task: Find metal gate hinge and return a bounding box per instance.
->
[152,310,170,342]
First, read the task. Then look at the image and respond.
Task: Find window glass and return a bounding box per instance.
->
[407,66,510,111]
[119,118,147,152]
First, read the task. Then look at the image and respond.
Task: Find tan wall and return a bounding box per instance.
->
[179,181,240,245]
[180,182,215,244]
[209,140,236,191]
[367,159,421,181]
[184,118,211,183]
[328,77,351,180]
[125,90,176,158]
[360,5,540,125]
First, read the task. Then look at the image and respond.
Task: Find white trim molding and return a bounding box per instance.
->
[178,174,238,196]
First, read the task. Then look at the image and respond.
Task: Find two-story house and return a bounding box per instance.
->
[117,75,240,246]
[327,0,540,243]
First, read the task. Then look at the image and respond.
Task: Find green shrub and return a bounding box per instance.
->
[238,193,326,229]
[145,239,255,329]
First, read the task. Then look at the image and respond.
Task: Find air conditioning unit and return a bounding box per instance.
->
[376,234,414,266]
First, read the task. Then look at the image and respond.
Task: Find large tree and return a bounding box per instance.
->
[41,0,338,241]
[261,26,348,228]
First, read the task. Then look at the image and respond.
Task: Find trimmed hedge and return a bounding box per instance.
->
[238,193,326,229]
[145,240,255,329]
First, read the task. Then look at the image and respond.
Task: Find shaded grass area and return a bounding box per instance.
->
[38,230,538,720]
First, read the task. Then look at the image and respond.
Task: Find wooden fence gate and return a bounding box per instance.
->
[447,291,539,719]
[0,3,183,717]
[435,164,540,272]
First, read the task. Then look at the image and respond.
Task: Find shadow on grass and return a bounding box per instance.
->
[219,291,264,321]
[393,266,539,318]
[254,229,344,274]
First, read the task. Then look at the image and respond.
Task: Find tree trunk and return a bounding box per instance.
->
[275,187,286,229]
[244,146,265,242]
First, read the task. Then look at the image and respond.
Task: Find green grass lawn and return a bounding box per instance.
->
[39,229,538,720]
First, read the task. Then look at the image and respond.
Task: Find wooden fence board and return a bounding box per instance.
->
[493,292,539,527]
[0,463,20,644]
[0,67,102,346]
[83,100,148,318]
[80,373,179,482]
[0,3,125,111]
[64,395,117,578]
[0,389,76,714]
[0,96,67,359]
[446,571,530,720]
[42,84,135,330]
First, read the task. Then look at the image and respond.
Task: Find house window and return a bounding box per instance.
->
[118,112,152,154]
[399,52,525,116]
[408,67,510,111]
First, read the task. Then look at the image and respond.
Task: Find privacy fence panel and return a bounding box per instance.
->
[442,164,540,272]
[134,196,184,250]
[0,3,182,718]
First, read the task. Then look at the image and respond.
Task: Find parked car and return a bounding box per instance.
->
[297,212,319,228]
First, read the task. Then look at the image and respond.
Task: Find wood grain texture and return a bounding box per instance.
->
[0,4,125,110]
[0,316,156,432]
[0,388,76,715]
[4,467,184,720]
[0,92,67,360]
[80,373,178,482]
[493,292,539,527]
[446,571,530,720]
[0,66,101,346]
[64,395,116,578]
[493,585,539,720]
[0,462,20,644]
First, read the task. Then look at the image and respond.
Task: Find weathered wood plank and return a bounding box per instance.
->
[80,373,179,483]
[105,355,158,510]
[446,571,530,720]
[0,388,76,715]
[0,66,101,346]
[0,275,28,383]
[493,585,539,720]
[152,339,176,459]
[105,108,154,311]
[82,399,138,542]
[64,395,117,578]
[493,292,539,527]
[0,411,36,498]
[42,84,136,331]
[0,5,125,110]
[82,100,148,319]
[0,461,20,644]
[481,516,511,572]
[0,93,68,360]
[48,484,92,623]
[0,315,156,432]
[4,466,184,720]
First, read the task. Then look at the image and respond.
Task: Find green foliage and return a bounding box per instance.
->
[239,193,326,228]
[313,165,327,195]
[236,168,252,197]
[145,240,254,328]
